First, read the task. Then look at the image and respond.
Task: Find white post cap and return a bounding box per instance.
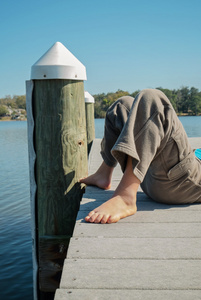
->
[31,42,87,80]
[84,91,95,103]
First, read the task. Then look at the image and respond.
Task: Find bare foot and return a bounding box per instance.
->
[85,195,137,224]
[80,161,114,190]
[84,156,140,224]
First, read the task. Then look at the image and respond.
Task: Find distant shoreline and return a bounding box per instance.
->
[0,117,27,121]
[1,114,201,122]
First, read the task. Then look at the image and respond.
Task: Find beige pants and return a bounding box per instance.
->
[101,89,201,204]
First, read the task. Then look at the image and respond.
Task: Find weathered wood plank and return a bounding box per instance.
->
[67,237,201,259]
[188,137,201,149]
[72,222,201,238]
[55,289,201,300]
[60,259,201,290]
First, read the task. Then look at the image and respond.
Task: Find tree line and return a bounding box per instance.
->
[0,95,26,117]
[1,87,201,118]
[94,87,201,118]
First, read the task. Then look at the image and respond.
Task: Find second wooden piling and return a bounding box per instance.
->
[84,91,95,154]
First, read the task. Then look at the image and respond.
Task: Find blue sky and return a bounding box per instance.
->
[1,0,201,97]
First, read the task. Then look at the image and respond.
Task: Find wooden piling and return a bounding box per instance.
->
[27,42,88,299]
[34,79,87,294]
[84,91,95,154]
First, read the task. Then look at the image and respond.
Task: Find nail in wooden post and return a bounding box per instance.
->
[84,91,95,154]
[26,42,88,299]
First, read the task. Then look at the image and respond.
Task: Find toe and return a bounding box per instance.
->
[89,212,100,223]
[85,210,95,222]
[101,214,110,224]
[94,214,104,223]
[88,210,95,217]
[85,216,90,222]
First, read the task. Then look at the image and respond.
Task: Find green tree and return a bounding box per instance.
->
[0,105,8,116]
[188,87,201,115]
[178,87,190,113]
[94,90,130,118]
[14,95,26,109]
[0,95,12,106]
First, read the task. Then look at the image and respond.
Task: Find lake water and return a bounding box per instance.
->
[0,116,201,299]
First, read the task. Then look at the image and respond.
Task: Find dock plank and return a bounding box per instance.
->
[55,289,201,300]
[67,237,201,259]
[60,258,201,290]
[55,137,201,300]
[73,222,201,238]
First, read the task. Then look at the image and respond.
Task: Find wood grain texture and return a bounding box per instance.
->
[33,79,88,237]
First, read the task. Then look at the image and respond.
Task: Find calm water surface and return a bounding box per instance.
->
[0,117,200,299]
[178,115,201,137]
[0,121,32,299]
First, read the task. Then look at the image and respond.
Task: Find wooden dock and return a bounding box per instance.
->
[55,138,201,300]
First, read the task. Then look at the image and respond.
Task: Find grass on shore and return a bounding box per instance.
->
[0,116,27,121]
